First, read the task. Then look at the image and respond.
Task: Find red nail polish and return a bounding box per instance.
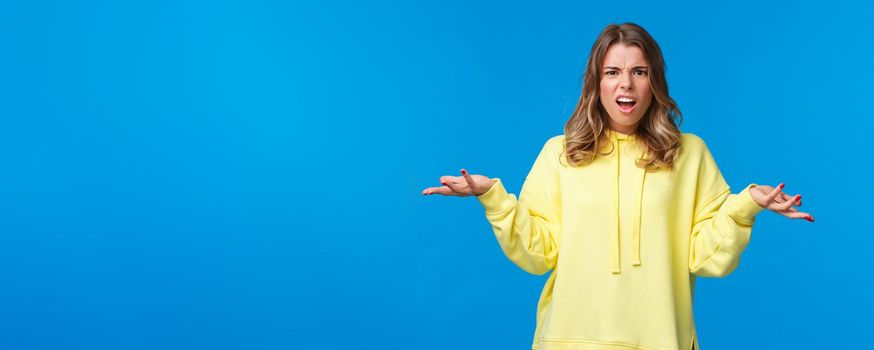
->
[461,169,466,174]
[779,183,785,188]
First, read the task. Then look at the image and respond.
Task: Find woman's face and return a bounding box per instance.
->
[599,43,653,134]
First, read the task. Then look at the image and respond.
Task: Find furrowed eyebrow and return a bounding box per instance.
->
[604,66,649,70]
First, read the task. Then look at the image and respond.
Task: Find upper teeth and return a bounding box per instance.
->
[618,97,634,102]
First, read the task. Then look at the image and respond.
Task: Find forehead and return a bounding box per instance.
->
[602,44,647,67]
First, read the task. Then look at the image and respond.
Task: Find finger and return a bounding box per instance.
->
[777,210,809,220]
[762,184,784,207]
[422,185,457,196]
[439,175,463,184]
[777,193,789,203]
[780,192,802,206]
[766,183,785,203]
[441,178,467,195]
[775,206,799,213]
[461,169,477,188]
[790,194,802,207]
[795,212,814,222]
[422,184,449,195]
[776,194,797,211]
[777,210,814,222]
[774,208,799,215]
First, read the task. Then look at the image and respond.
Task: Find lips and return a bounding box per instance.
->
[616,95,637,114]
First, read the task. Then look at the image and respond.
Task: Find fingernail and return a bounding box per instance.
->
[461,169,466,174]
[779,183,785,188]
[441,182,446,185]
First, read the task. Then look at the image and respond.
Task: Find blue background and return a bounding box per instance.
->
[1,0,870,349]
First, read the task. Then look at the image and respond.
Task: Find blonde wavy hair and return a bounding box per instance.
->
[561,22,682,171]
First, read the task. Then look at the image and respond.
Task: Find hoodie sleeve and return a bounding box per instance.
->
[688,139,766,278]
[475,137,562,275]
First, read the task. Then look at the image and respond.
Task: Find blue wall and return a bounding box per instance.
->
[1,0,869,348]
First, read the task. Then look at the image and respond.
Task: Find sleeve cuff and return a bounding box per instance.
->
[729,183,767,224]
[475,178,516,213]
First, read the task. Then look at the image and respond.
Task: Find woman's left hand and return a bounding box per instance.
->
[749,183,814,222]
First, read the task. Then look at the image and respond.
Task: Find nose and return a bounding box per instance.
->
[620,72,633,90]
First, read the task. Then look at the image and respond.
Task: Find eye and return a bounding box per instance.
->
[605,71,618,76]
[634,69,648,76]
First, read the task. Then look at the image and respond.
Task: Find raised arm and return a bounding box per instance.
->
[687,141,813,278]
[422,137,563,275]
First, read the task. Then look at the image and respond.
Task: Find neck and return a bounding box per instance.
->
[610,126,637,135]
[607,120,639,135]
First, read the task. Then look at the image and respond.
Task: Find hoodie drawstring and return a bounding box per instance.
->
[633,165,646,267]
[609,130,646,274]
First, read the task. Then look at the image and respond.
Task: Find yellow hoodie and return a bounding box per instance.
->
[475,130,766,350]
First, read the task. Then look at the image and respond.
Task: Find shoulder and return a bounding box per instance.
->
[680,132,706,149]
[545,134,565,148]
[542,134,566,156]
[679,132,714,156]
[534,134,565,165]
[531,134,565,152]
[678,132,724,171]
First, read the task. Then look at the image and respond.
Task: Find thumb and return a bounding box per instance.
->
[461,168,486,195]
[765,182,785,204]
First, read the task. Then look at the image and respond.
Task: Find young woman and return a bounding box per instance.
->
[421,23,813,350]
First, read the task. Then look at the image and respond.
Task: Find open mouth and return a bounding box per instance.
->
[616,96,636,113]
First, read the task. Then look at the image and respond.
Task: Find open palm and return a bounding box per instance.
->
[422,169,495,197]
[749,183,814,222]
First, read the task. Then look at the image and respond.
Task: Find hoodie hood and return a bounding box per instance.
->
[605,129,647,274]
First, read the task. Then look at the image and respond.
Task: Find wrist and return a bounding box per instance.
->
[476,178,497,196]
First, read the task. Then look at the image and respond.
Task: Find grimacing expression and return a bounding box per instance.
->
[598,44,653,133]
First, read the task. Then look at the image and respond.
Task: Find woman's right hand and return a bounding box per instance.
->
[422,169,496,197]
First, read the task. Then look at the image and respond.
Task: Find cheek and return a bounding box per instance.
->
[644,89,653,105]
[638,82,653,106]
[599,81,614,101]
